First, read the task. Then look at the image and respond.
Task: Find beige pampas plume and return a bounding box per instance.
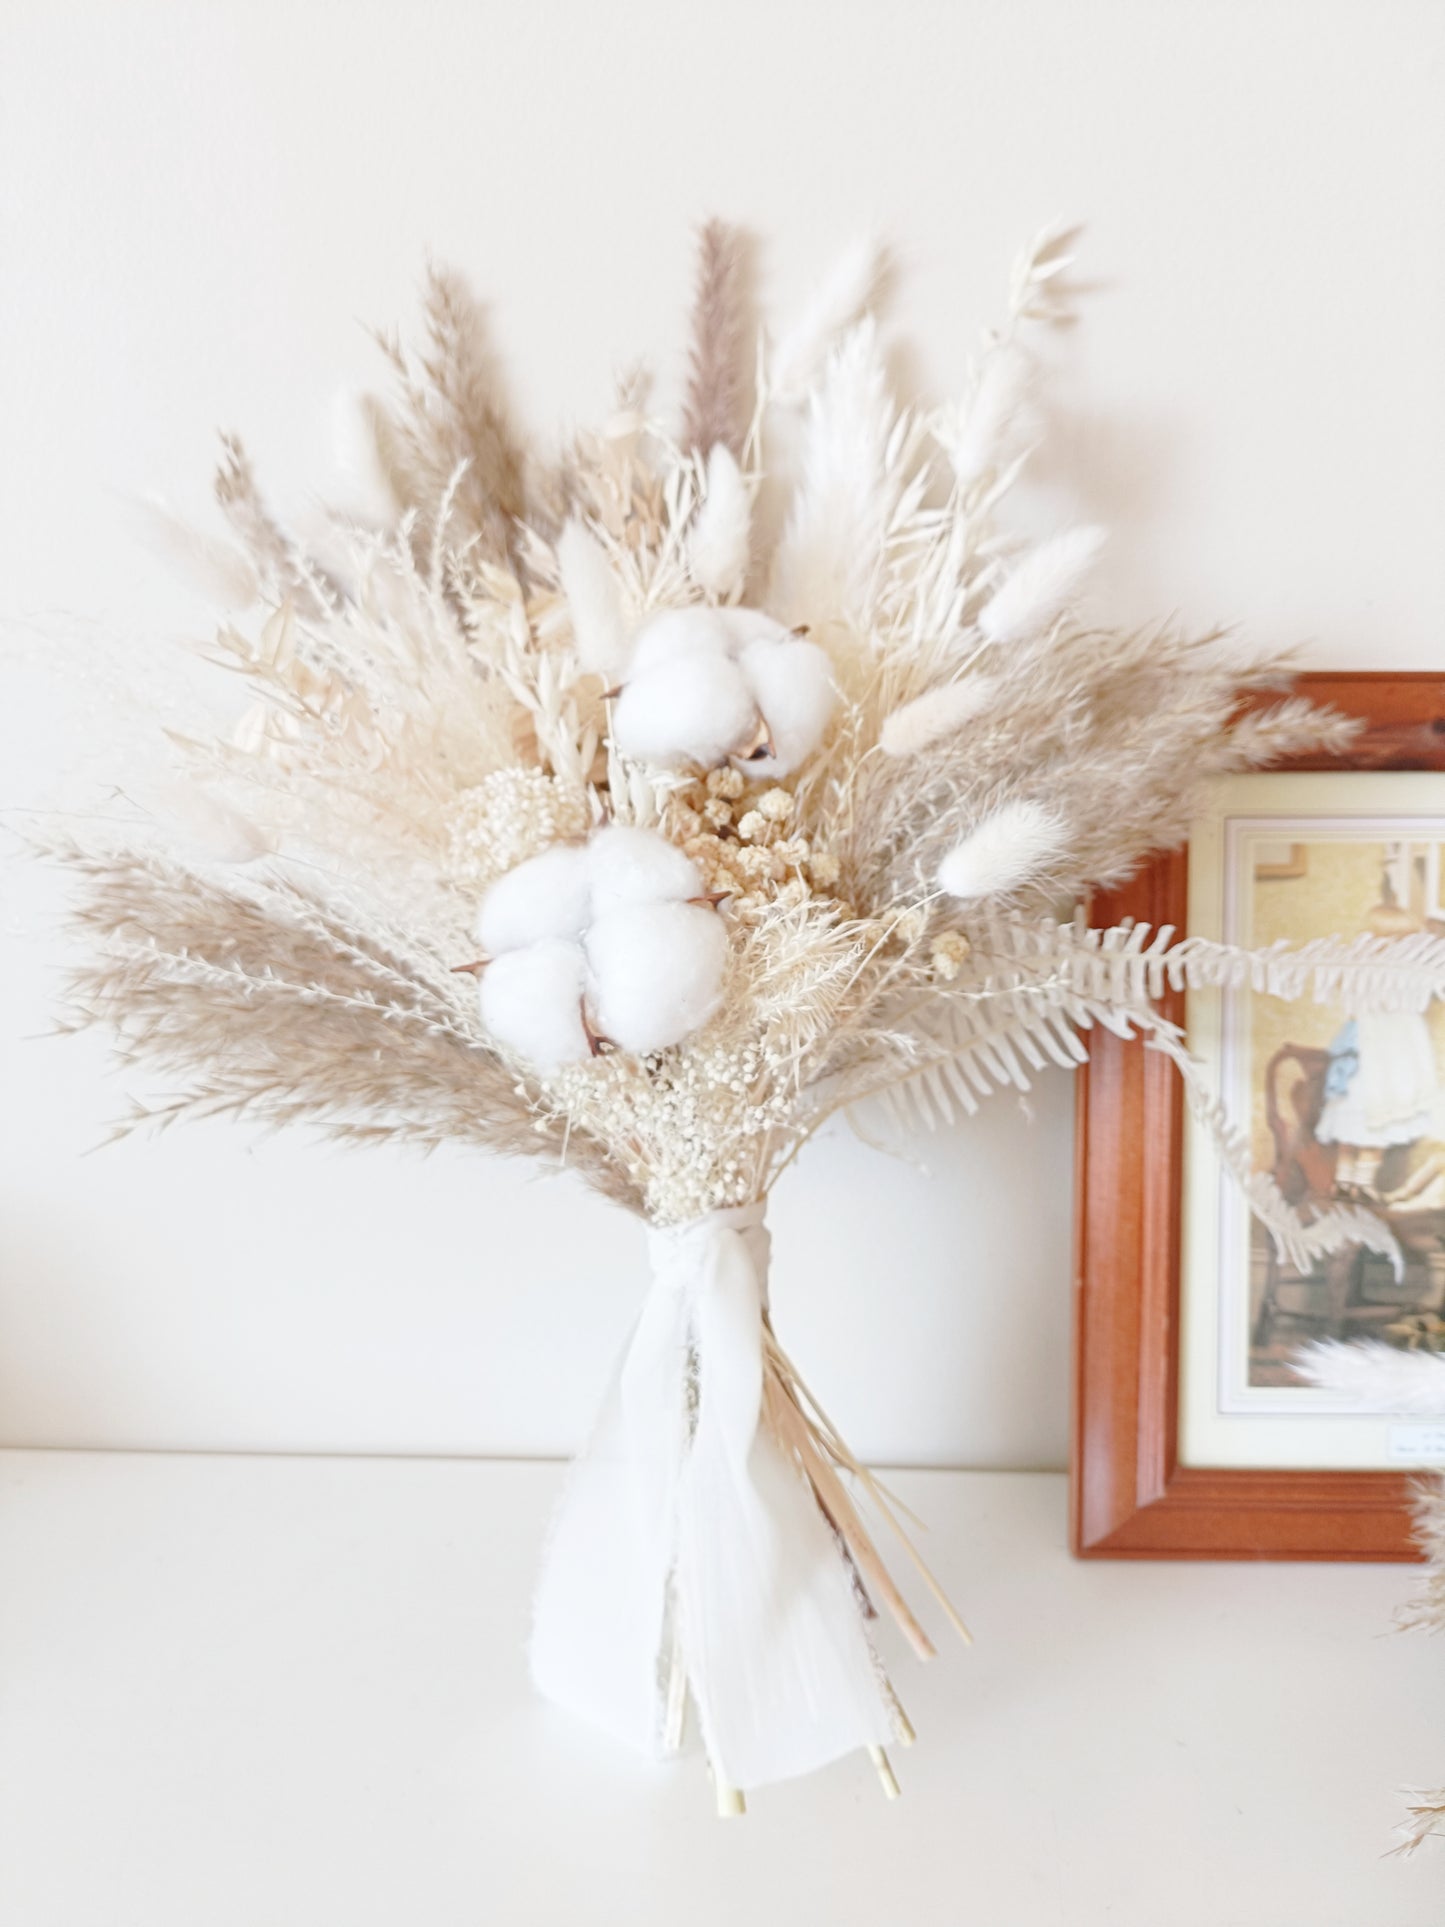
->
[977,526,1106,645]
[941,343,1033,489]
[880,676,998,757]
[769,235,890,404]
[556,520,627,678]
[938,799,1068,902]
[681,218,752,459]
[128,499,260,611]
[372,266,527,562]
[688,444,752,601]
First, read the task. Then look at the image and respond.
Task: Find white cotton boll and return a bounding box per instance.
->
[737,637,836,778]
[478,940,592,1071]
[585,824,702,919]
[585,902,728,1056]
[687,445,752,601]
[938,800,1069,903]
[557,520,628,678]
[977,527,1107,646]
[628,605,735,676]
[612,651,758,769]
[879,676,999,757]
[475,843,590,955]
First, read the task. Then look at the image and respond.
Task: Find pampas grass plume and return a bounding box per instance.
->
[1292,1340,1445,1415]
[688,444,752,601]
[770,235,889,403]
[938,799,1067,902]
[978,526,1106,645]
[880,676,997,757]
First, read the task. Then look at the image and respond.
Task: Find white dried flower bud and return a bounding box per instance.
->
[756,787,794,823]
[773,837,811,868]
[707,766,746,800]
[808,852,841,889]
[702,797,734,829]
[735,810,769,843]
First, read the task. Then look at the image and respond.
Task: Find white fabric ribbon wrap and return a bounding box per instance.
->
[530,1201,897,1790]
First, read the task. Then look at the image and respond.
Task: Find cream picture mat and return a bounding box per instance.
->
[1180,772,1445,1471]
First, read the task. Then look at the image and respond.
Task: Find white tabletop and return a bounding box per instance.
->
[0,1451,1440,1926]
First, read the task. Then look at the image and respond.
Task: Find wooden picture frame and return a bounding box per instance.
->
[1071,673,1445,1560]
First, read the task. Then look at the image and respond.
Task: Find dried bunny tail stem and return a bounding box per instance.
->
[977,525,1106,644]
[556,519,628,677]
[764,1326,973,1651]
[681,218,752,460]
[768,234,891,404]
[687,444,752,602]
[879,674,998,757]
[941,342,1034,489]
[937,799,1068,903]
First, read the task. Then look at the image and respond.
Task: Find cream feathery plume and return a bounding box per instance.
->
[880,676,998,757]
[938,800,1068,902]
[681,218,751,459]
[941,343,1033,489]
[688,444,752,601]
[1292,1340,1445,1415]
[768,319,896,630]
[556,519,628,678]
[978,526,1106,645]
[769,235,890,404]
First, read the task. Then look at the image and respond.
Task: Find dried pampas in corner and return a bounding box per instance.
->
[45,218,1443,1815]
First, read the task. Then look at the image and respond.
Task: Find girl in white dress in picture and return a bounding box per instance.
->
[1317,898,1441,1202]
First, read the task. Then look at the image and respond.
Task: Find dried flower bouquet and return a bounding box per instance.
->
[51,223,1445,1810]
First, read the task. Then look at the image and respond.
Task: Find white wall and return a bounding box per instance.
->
[2,0,1442,1466]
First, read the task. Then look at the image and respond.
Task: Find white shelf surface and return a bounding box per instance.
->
[1,1452,1441,1926]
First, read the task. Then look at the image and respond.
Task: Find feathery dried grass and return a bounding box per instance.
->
[681,219,752,459]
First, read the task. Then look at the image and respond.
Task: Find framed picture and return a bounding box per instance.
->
[1072,673,1445,1559]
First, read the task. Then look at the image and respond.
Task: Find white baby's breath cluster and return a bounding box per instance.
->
[445,768,591,891]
